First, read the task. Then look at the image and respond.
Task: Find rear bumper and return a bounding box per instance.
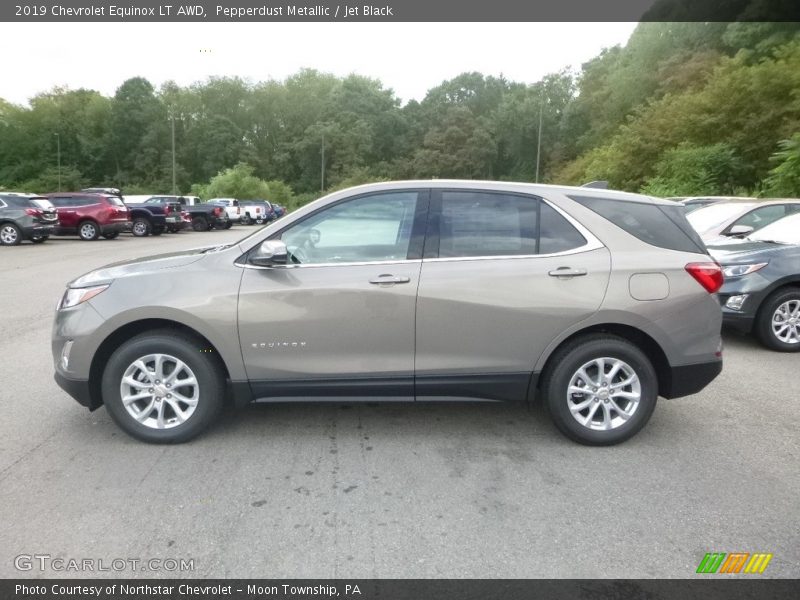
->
[100,221,131,234]
[21,223,55,238]
[661,359,722,399]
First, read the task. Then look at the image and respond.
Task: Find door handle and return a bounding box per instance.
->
[369,274,411,285]
[548,267,588,278]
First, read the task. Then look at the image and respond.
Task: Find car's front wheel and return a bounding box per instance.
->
[542,334,658,445]
[101,331,225,443]
[756,288,800,352]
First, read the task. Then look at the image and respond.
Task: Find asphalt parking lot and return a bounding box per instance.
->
[0,229,797,579]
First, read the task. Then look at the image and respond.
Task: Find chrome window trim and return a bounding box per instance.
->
[236,258,421,270]
[423,243,604,263]
[0,199,6,208]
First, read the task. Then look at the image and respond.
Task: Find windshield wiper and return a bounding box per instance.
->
[201,244,231,253]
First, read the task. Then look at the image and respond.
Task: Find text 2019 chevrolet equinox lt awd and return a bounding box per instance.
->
[52,181,723,445]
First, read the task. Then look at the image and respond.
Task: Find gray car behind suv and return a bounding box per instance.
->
[52,181,723,445]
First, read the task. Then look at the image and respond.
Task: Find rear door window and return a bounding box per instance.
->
[435,191,587,258]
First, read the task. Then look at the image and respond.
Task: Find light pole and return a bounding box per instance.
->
[535,91,543,183]
[53,133,61,191]
[170,111,177,195]
[320,132,326,192]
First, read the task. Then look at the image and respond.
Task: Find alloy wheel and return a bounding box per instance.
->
[566,357,641,431]
[772,300,800,345]
[119,353,200,429]
[1,225,19,244]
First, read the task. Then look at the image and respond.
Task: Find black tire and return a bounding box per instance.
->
[192,216,208,232]
[132,218,151,237]
[78,220,100,241]
[223,222,233,229]
[31,235,49,244]
[755,288,800,352]
[102,232,119,240]
[541,334,658,446]
[101,330,225,443]
[240,214,252,226]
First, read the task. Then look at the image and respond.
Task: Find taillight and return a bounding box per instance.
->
[164,206,171,216]
[685,262,723,294]
[25,208,42,217]
[214,207,222,216]
[236,207,240,214]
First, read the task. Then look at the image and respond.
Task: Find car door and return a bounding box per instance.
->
[414,189,611,401]
[238,189,428,400]
[51,196,77,230]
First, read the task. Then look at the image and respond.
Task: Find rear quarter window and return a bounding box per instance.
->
[568,195,706,254]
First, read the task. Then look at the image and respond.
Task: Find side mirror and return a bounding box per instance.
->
[250,240,288,267]
[727,225,754,237]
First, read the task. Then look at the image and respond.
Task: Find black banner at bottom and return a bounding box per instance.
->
[4,579,799,600]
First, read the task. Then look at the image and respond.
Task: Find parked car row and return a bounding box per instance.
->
[0,189,286,245]
[682,197,800,352]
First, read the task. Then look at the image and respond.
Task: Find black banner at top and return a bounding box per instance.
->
[2,0,800,22]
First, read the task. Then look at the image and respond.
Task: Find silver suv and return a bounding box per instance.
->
[52,181,723,445]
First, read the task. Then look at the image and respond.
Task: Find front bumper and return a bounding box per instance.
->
[54,371,98,410]
[661,359,722,399]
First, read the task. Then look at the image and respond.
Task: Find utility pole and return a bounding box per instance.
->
[320,132,325,192]
[170,111,177,195]
[54,133,61,191]
[535,91,543,183]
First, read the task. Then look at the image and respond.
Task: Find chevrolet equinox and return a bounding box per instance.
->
[53,181,723,445]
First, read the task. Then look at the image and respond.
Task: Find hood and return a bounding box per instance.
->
[68,245,227,287]
[707,241,793,264]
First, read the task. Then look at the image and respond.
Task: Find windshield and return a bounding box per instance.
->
[687,202,755,232]
[749,213,800,245]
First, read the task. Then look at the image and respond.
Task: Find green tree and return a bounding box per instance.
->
[763,134,800,197]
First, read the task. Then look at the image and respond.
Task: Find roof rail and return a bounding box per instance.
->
[581,181,609,189]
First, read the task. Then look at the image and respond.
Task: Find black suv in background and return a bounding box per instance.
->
[0,193,58,245]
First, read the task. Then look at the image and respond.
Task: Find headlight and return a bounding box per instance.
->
[58,284,109,310]
[722,263,768,278]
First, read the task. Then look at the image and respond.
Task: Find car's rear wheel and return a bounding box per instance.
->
[0,223,23,245]
[756,289,800,352]
[101,331,225,443]
[541,334,658,445]
[132,218,151,237]
[192,216,208,232]
[240,214,252,225]
[78,221,100,241]
[102,232,119,240]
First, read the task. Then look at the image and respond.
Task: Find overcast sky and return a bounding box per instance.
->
[1,22,637,106]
